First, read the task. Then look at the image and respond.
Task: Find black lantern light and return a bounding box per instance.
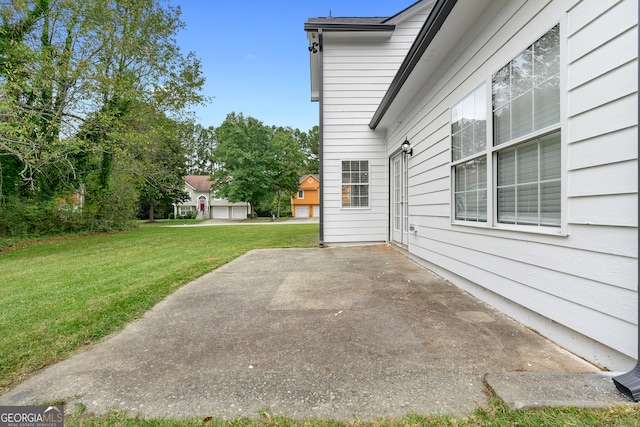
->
[401,138,413,156]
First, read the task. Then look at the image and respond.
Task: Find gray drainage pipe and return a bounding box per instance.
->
[612,10,640,401]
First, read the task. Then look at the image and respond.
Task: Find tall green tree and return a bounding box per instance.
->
[183,123,216,175]
[0,0,206,229]
[211,114,308,218]
[0,0,85,195]
[211,113,272,217]
[78,0,205,223]
[269,127,306,217]
[303,125,320,174]
[134,109,188,222]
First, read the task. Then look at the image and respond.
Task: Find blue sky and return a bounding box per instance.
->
[168,1,417,133]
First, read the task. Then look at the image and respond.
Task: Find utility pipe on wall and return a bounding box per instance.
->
[612,3,640,401]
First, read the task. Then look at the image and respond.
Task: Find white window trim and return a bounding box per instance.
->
[341,160,371,209]
[298,190,305,199]
[451,82,488,224]
[451,20,568,236]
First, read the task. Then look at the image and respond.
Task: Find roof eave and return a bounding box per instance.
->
[304,23,395,32]
[369,0,458,129]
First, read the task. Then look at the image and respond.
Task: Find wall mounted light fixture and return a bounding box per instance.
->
[401,138,413,156]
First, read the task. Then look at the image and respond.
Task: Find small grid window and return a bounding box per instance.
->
[342,160,369,207]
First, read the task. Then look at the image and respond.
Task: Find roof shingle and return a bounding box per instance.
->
[184,175,213,192]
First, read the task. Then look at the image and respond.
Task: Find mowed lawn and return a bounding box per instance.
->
[3,222,640,426]
[0,222,319,392]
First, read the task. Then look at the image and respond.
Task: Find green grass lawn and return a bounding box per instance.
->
[2,222,639,426]
[62,400,640,427]
[0,223,319,392]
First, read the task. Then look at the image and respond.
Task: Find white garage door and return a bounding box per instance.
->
[232,207,246,219]
[296,206,309,217]
[213,207,228,219]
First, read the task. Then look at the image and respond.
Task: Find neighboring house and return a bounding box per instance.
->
[305,0,638,372]
[175,175,250,220]
[291,174,320,217]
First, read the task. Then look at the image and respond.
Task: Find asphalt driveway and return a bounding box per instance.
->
[0,246,624,420]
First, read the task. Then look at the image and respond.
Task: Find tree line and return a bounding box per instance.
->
[0,0,317,240]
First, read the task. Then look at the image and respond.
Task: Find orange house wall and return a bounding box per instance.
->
[292,176,320,217]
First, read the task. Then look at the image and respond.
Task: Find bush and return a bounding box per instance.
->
[0,197,84,238]
[0,195,137,242]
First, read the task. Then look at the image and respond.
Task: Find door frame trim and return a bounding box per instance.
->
[388,148,409,247]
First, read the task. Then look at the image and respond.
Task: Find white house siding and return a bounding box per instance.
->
[321,7,432,244]
[382,0,637,370]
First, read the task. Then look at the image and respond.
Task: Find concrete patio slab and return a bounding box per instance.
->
[0,246,627,420]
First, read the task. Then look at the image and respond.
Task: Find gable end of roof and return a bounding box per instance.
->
[183,175,214,192]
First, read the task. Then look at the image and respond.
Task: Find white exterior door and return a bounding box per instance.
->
[390,152,409,246]
[296,206,309,218]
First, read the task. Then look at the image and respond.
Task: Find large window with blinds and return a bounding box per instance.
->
[452,24,561,229]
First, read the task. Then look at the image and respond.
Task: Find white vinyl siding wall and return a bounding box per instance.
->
[321,7,431,243]
[385,0,637,370]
